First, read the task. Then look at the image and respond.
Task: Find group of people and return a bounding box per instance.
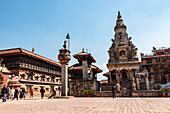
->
[1,85,61,103]
[1,84,26,103]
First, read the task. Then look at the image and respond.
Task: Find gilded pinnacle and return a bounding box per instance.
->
[117,11,122,19]
[82,48,85,53]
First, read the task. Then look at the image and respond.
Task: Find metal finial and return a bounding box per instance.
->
[66,33,70,39]
[63,40,67,49]
[117,11,122,18]
[82,48,85,53]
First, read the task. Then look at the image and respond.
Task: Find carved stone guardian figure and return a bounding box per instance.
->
[131,80,136,91]
[116,80,121,91]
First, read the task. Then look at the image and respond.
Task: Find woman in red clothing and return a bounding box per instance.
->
[30,89,33,98]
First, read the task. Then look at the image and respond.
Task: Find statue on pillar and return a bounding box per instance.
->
[58,35,71,97]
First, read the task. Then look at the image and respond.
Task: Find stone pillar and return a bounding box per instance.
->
[130,70,134,80]
[61,65,68,96]
[109,72,112,82]
[145,74,150,90]
[116,72,119,81]
[128,69,130,79]
[58,39,71,97]
[82,61,88,80]
[118,70,121,79]
[136,75,140,90]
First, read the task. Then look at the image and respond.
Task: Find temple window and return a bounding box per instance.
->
[146,58,152,63]
[46,77,50,82]
[111,75,116,80]
[51,75,55,82]
[34,88,38,91]
[41,75,45,81]
[27,72,34,80]
[35,76,39,81]
[56,79,58,83]
[20,74,26,79]
[120,50,125,56]
[46,88,49,91]
[111,70,116,80]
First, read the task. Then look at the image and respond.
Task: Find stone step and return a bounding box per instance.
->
[94,91,113,97]
[101,86,112,91]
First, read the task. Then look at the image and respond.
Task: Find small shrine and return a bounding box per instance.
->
[69,49,102,96]
[8,75,21,88]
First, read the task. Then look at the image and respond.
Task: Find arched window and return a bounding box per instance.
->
[120,50,125,56]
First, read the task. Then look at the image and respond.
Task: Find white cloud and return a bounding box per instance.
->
[96,62,108,81]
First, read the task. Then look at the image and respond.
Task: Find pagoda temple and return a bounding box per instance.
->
[69,49,102,96]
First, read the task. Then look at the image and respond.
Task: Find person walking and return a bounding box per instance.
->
[40,87,45,99]
[58,85,61,97]
[112,85,116,99]
[1,84,8,103]
[22,88,26,99]
[30,89,33,98]
[6,86,10,100]
[14,87,19,100]
[48,89,56,99]
[10,87,15,100]
[19,88,23,100]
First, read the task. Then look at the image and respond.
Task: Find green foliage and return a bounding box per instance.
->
[160,88,170,93]
[83,89,93,95]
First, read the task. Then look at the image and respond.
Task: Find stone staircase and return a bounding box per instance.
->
[121,79,131,97]
[98,79,132,97]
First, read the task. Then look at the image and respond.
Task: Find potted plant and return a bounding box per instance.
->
[83,89,93,97]
[160,88,170,97]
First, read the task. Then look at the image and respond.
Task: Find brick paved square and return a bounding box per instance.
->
[0,98,170,113]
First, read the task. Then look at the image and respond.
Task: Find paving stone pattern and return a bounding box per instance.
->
[0,98,170,113]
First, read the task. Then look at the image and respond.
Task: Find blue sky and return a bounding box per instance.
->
[0,0,170,80]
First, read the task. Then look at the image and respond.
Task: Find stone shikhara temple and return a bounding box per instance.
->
[101,11,164,97]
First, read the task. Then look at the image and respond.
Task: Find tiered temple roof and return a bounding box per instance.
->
[0,48,61,67]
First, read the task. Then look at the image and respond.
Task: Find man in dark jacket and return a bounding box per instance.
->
[1,84,7,102]
[40,87,45,99]
[22,88,26,99]
[14,88,19,100]
[112,85,116,99]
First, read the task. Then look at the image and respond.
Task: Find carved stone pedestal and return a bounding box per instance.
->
[115,91,121,97]
[131,91,139,97]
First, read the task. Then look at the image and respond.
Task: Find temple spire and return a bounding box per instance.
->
[82,48,85,53]
[117,11,122,19]
[114,11,126,31]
